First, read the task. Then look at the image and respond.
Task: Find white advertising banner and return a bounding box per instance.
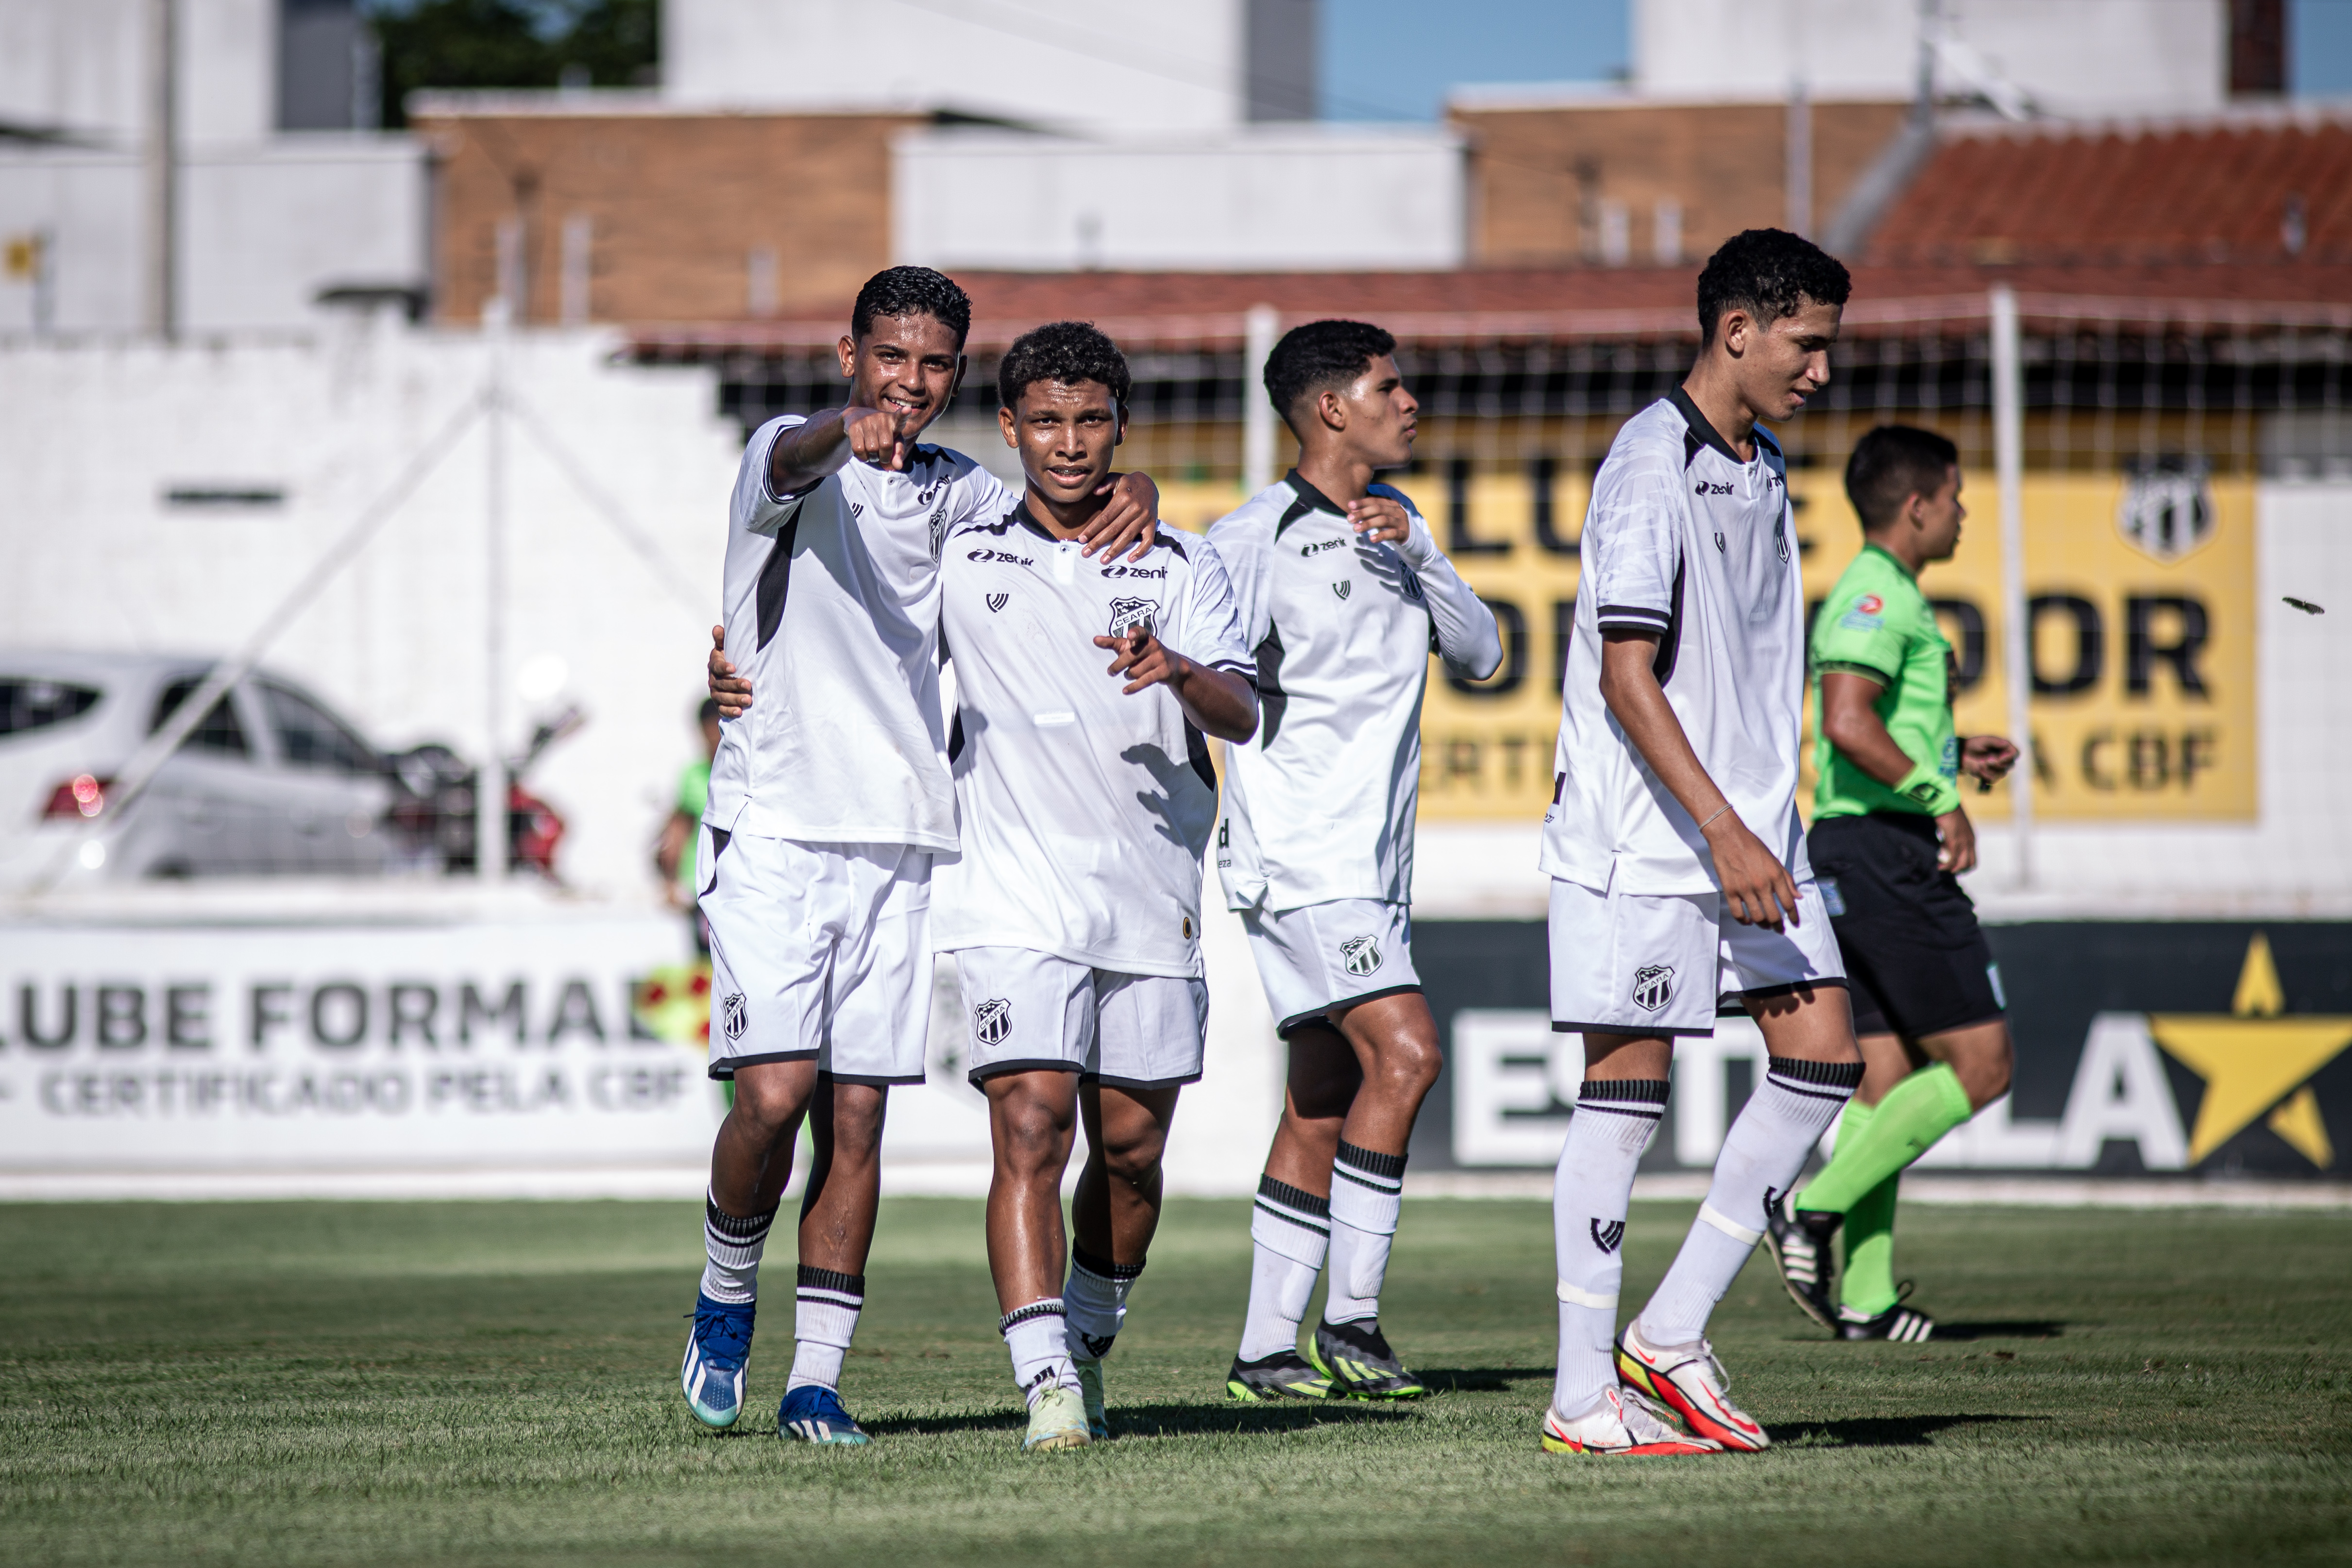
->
[0,914,726,1173]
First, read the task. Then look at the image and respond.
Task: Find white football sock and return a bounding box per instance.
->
[785,1265,863,1393]
[1639,1055,1861,1348]
[1000,1298,1075,1407]
[699,1190,776,1305]
[1064,1245,1143,1362]
[1551,1079,1668,1418]
[1238,1176,1328,1361]
[1323,1140,1406,1326]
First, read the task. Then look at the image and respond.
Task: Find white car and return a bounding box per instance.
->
[0,652,397,889]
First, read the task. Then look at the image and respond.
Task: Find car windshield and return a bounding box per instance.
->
[261,681,377,774]
[150,677,251,757]
[0,678,102,738]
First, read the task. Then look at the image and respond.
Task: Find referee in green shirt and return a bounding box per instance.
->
[1762,425,2020,1342]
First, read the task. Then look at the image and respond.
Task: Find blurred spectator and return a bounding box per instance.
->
[655,697,723,948]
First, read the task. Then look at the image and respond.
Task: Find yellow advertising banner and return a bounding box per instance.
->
[1409,458,2256,823]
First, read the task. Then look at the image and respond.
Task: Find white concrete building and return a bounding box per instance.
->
[892,123,1468,272]
[663,0,1319,129]
[0,0,423,335]
[1631,0,2230,116]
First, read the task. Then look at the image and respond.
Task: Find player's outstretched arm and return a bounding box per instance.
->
[1077,472,1162,562]
[1820,671,1981,873]
[1347,494,1502,678]
[768,405,905,493]
[1599,629,1797,928]
[707,626,752,717]
[1096,625,1258,743]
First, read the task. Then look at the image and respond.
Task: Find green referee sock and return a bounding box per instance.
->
[1826,1102,1902,1318]
[1795,1062,1971,1217]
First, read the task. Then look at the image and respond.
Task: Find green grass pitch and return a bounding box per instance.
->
[3,1196,2348,1567]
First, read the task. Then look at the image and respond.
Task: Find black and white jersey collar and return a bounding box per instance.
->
[1668,385,1780,471]
[1276,469,1347,536]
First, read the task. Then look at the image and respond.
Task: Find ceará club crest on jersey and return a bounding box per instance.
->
[1631,964,1675,1012]
[972,997,1012,1047]
[2116,456,2216,562]
[1340,935,1382,977]
[1106,596,1158,639]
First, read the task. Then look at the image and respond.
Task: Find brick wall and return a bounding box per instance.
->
[414,110,921,327]
[1454,100,1911,267]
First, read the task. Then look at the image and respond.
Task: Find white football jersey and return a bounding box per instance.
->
[1209,472,1501,912]
[931,506,1256,978]
[1540,388,1812,897]
[704,415,1014,850]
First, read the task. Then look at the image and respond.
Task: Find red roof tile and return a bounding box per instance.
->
[1867,115,2352,268]
[631,260,2352,352]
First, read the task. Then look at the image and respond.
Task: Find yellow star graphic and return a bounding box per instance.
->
[2148,933,2352,1168]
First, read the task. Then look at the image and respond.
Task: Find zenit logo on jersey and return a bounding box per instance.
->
[986,592,1009,612]
[1333,580,1352,601]
[973,997,1012,1046]
[1590,1219,1626,1254]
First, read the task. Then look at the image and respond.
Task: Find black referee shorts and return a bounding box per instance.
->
[1808,811,2005,1041]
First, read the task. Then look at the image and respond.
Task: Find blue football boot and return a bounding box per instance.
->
[680,1294,754,1430]
[778,1382,872,1446]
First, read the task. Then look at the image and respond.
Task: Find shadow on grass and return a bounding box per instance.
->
[1771,1413,2050,1449]
[1931,1320,2067,1342]
[857,1401,1415,1439]
[1412,1366,1555,1394]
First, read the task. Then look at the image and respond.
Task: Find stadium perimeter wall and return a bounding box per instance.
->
[1,325,2347,1194]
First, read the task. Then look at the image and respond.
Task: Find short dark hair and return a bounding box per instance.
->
[996,320,1132,412]
[1695,230,1852,347]
[1844,424,1960,530]
[851,266,972,347]
[697,696,722,725]
[1264,320,1397,436]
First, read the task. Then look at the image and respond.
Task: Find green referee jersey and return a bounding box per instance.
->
[1811,543,1958,820]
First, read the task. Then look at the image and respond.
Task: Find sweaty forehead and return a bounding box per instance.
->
[1016,378,1118,415]
[860,312,962,356]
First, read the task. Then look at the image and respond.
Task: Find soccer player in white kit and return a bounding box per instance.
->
[935,322,1259,1451]
[1211,321,1504,1402]
[1540,230,1862,1458]
[683,270,1159,1446]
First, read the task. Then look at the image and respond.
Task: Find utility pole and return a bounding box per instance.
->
[479,299,512,881]
[146,0,177,340]
[1990,284,2033,888]
[1243,303,1280,495]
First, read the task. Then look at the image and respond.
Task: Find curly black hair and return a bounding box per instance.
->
[996,320,1132,411]
[851,266,972,346]
[1695,230,1852,347]
[1844,424,1960,531]
[1263,320,1397,435]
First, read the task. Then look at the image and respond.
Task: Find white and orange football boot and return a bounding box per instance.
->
[1615,1319,1770,1451]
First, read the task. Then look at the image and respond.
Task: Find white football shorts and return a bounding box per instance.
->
[1547,874,1846,1038]
[953,946,1207,1092]
[1240,897,1422,1039]
[697,826,932,1085]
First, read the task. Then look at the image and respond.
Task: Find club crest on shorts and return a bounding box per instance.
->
[720,992,748,1042]
[1630,964,1675,1012]
[986,591,1009,613]
[973,997,1012,1047]
[1332,579,1352,601]
[1590,1219,1625,1254]
[1107,596,1157,640]
[1340,935,1382,977]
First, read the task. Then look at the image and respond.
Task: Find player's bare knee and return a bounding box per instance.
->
[1373,1031,1443,1098]
[728,1077,804,1143]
